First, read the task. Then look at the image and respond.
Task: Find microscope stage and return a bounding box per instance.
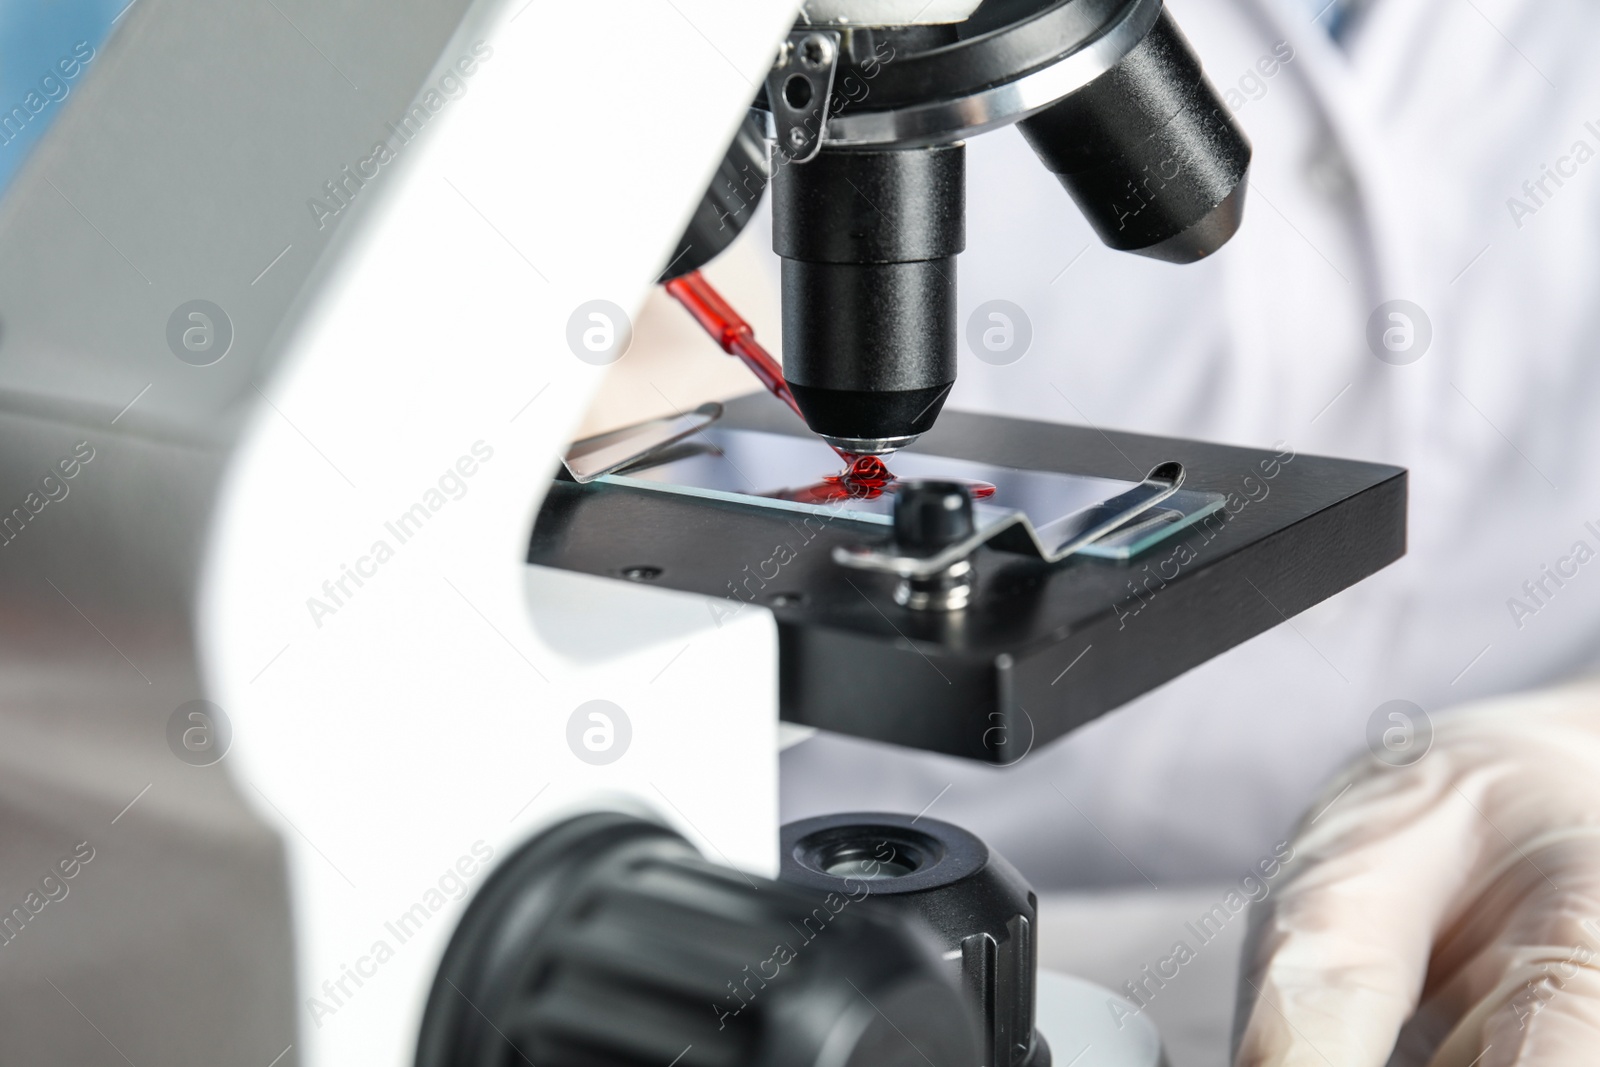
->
[589,423,1228,563]
[529,393,1406,763]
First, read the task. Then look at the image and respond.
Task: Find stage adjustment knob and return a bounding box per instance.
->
[891,480,977,610]
[893,479,976,550]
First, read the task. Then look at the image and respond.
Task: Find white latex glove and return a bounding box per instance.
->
[1233,680,1600,1066]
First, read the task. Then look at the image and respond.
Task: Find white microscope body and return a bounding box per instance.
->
[204,3,799,1062]
[0,0,1164,1062]
[0,0,793,1062]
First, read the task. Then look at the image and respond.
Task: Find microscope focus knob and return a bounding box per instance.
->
[416,813,981,1067]
[782,813,1050,1067]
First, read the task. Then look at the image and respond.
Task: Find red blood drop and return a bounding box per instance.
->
[773,454,996,504]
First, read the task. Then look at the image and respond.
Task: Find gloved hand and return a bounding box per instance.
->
[1233,680,1600,1066]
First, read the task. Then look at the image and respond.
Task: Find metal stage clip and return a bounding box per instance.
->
[560,402,722,484]
[834,460,1185,582]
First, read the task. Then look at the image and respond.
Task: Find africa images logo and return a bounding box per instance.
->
[306,42,493,231]
[0,40,96,148]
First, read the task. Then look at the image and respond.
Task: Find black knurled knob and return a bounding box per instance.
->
[781,813,1050,1067]
[417,813,981,1067]
[893,480,975,551]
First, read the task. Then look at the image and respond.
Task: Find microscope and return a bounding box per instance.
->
[669,0,1252,458]
[0,0,1403,1065]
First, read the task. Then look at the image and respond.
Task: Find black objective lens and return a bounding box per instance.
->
[772,143,965,454]
[1017,9,1251,263]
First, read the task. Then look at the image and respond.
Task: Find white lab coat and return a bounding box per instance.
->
[781,0,1600,888]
